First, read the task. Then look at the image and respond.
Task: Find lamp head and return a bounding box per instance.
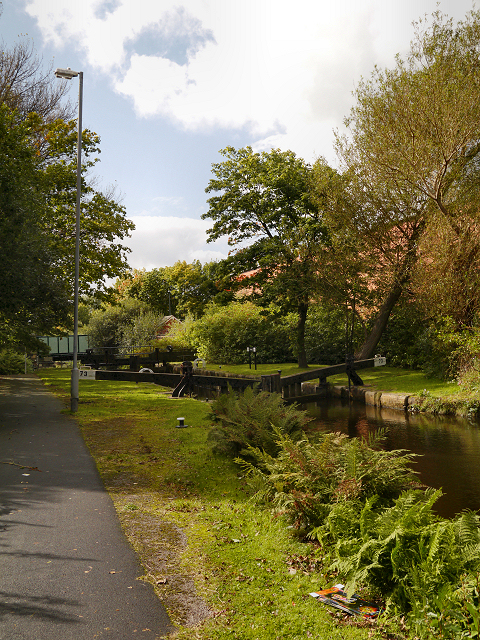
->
[55,67,79,80]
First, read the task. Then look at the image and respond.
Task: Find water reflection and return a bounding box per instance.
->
[301,399,480,519]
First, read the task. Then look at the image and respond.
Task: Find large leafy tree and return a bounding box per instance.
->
[40,118,134,300]
[335,9,480,358]
[0,106,70,347]
[0,39,134,345]
[203,146,326,367]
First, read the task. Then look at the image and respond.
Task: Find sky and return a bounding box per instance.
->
[2,0,477,272]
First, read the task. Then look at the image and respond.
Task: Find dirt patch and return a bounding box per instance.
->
[113,493,211,629]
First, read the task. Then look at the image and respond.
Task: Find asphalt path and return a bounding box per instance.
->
[0,375,174,640]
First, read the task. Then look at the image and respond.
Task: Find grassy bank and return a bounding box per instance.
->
[37,369,378,640]
[205,363,460,397]
[206,363,479,415]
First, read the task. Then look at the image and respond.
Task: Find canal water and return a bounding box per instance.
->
[300,399,480,519]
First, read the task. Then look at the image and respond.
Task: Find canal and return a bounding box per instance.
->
[301,398,480,519]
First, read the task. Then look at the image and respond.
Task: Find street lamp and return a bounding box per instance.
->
[55,67,83,412]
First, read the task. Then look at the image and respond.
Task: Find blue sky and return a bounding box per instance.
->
[2,0,476,271]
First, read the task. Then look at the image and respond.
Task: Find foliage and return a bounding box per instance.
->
[241,426,480,636]
[0,38,72,123]
[190,301,293,364]
[335,9,480,358]
[0,105,70,339]
[0,348,29,374]
[413,214,480,329]
[116,260,232,319]
[0,41,133,344]
[310,160,378,357]
[301,303,358,365]
[240,429,419,532]
[117,310,169,349]
[329,492,480,623]
[207,388,311,457]
[40,117,134,300]
[376,298,431,370]
[153,316,195,352]
[447,324,480,393]
[86,298,148,349]
[203,146,327,367]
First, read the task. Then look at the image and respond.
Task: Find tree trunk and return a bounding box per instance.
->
[356,282,404,359]
[357,222,424,360]
[297,301,308,368]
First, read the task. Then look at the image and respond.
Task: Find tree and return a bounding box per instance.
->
[335,9,480,358]
[163,260,227,318]
[203,146,326,367]
[0,39,134,344]
[0,39,72,123]
[117,260,232,319]
[310,159,379,356]
[39,118,134,300]
[0,105,70,347]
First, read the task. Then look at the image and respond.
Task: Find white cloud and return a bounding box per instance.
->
[126,215,228,270]
[26,0,476,163]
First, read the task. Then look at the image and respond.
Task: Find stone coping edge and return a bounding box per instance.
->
[331,386,413,410]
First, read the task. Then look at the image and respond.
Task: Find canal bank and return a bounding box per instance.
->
[300,381,480,418]
[300,394,480,518]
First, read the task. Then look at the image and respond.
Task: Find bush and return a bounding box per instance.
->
[301,304,354,365]
[377,299,430,369]
[118,311,170,349]
[153,316,196,352]
[241,428,480,636]
[240,429,420,531]
[87,298,148,349]
[378,305,466,379]
[207,387,311,456]
[191,301,293,364]
[0,349,29,374]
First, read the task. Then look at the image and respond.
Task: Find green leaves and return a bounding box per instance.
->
[0,105,71,340]
[203,146,329,366]
[38,117,134,300]
[208,387,311,457]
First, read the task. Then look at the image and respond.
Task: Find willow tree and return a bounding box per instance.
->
[335,9,480,358]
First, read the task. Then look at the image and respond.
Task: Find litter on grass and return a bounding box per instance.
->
[309,584,381,618]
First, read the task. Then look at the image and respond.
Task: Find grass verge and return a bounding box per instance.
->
[205,363,480,415]
[202,363,459,397]
[37,368,383,640]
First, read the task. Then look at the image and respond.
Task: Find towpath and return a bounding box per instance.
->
[0,375,174,640]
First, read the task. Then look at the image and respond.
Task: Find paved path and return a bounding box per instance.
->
[0,375,174,640]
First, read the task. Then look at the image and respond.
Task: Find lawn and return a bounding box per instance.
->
[202,361,461,398]
[37,368,383,640]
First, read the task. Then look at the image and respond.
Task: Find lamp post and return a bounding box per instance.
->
[55,67,83,412]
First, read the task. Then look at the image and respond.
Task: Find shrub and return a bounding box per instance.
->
[301,304,356,365]
[87,298,148,349]
[240,429,420,531]
[191,301,293,364]
[377,299,430,369]
[0,349,29,374]
[153,316,196,352]
[207,387,311,456]
[118,311,170,349]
